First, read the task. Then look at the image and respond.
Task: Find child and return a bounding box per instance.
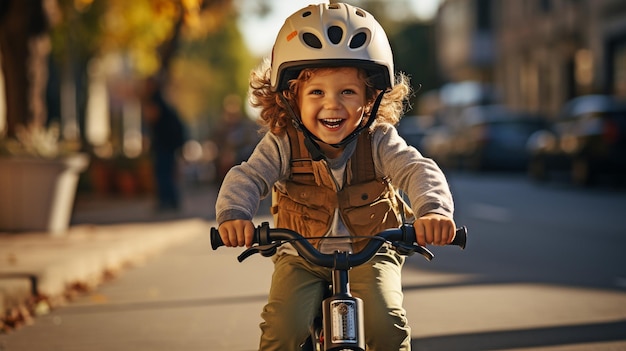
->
[216,3,455,350]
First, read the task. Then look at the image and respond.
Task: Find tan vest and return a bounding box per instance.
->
[271,125,413,252]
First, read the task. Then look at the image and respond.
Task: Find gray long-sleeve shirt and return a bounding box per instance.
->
[215,123,454,225]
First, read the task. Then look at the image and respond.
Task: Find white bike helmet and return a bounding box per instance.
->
[270,2,394,92]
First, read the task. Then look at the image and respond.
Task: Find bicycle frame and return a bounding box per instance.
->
[211,222,467,351]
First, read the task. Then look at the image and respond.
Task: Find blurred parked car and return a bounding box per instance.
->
[527,94,626,185]
[396,115,436,152]
[453,105,548,171]
[420,124,455,166]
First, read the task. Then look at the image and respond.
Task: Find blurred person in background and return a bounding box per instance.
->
[211,94,260,183]
[142,77,188,211]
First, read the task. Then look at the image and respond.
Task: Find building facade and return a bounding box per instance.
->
[435,0,626,118]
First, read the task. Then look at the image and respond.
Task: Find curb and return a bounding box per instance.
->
[0,218,210,327]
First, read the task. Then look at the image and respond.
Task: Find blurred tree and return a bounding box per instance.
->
[46,0,108,148]
[169,11,255,133]
[1,0,246,145]
[0,0,50,138]
[1,0,437,145]
[50,0,238,146]
[391,23,441,112]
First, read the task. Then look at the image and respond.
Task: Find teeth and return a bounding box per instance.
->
[321,119,343,129]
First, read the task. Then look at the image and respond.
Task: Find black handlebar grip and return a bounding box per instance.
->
[451,226,467,249]
[210,227,224,250]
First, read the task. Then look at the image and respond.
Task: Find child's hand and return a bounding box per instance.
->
[218,219,255,248]
[414,213,456,246]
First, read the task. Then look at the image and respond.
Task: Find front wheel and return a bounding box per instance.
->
[301,316,323,351]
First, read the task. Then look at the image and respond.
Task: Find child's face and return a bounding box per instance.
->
[297,67,368,150]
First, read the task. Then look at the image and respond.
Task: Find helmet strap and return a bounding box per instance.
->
[280,94,326,161]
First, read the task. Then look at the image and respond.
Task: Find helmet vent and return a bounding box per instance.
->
[349,32,367,49]
[327,26,343,44]
[355,9,366,17]
[302,10,312,17]
[302,32,323,49]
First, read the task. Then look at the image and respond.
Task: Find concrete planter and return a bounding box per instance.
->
[0,153,89,235]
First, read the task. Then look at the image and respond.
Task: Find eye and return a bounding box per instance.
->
[342,89,356,95]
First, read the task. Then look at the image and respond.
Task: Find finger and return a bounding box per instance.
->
[434,225,446,245]
[230,224,245,247]
[424,220,436,245]
[447,226,456,244]
[244,222,255,248]
[434,220,455,245]
[228,228,240,247]
[415,220,433,246]
[444,222,457,244]
[219,226,232,247]
[234,224,245,247]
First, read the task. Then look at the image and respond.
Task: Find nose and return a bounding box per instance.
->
[323,93,341,109]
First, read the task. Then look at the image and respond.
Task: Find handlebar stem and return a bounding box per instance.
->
[333,269,350,295]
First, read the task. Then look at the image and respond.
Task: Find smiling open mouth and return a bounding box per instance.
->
[321,118,344,129]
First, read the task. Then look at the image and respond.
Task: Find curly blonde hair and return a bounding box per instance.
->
[249,59,412,135]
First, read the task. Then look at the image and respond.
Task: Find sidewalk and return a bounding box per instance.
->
[0,184,222,331]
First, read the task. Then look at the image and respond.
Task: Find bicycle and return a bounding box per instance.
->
[210,222,467,351]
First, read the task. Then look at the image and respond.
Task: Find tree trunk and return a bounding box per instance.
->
[0,0,49,138]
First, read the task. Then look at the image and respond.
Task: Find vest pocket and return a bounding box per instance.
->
[272,185,334,241]
[342,190,401,235]
[339,180,406,252]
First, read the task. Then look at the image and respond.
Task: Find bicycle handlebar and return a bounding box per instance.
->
[210,222,467,269]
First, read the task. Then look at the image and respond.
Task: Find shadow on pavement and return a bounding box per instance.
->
[56,294,270,315]
[411,319,626,350]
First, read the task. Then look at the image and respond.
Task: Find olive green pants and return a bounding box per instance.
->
[258,246,411,351]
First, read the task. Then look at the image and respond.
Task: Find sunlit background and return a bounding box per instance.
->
[0,0,625,195]
[238,0,442,56]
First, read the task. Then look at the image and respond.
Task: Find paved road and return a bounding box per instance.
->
[404,172,626,350]
[2,173,625,350]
